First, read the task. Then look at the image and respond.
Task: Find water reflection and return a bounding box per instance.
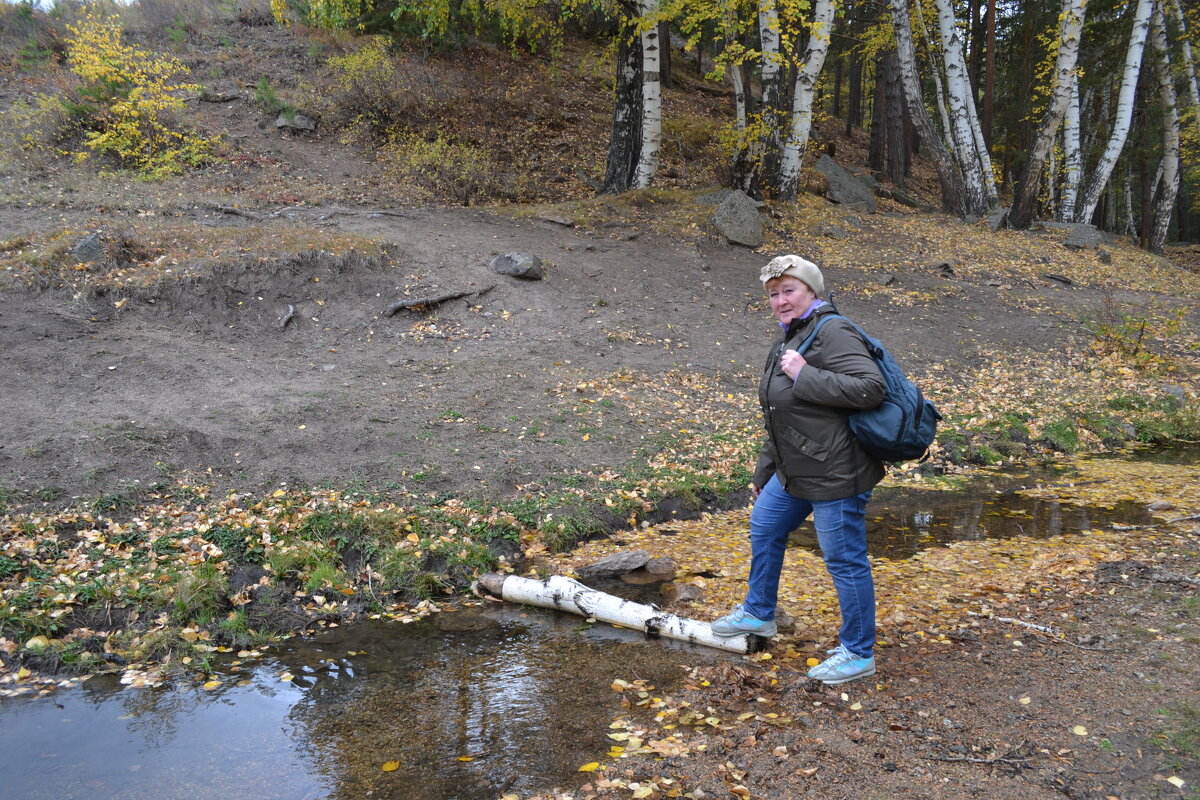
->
[286,610,713,799]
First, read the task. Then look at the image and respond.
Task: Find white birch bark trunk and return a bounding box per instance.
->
[1009,0,1087,229]
[758,0,784,176]
[1061,70,1082,220]
[476,573,759,654]
[776,0,837,200]
[1168,0,1200,111]
[1148,3,1181,253]
[914,0,954,150]
[965,73,998,204]
[1074,0,1153,224]
[889,0,968,216]
[932,0,990,212]
[633,0,662,190]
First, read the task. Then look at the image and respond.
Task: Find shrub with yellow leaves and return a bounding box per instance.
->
[272,0,373,30]
[63,7,215,178]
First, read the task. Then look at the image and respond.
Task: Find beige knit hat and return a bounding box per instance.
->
[759,255,824,296]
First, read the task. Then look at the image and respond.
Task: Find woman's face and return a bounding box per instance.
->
[766,276,816,325]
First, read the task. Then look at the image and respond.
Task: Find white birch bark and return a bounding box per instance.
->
[889,0,969,216]
[776,0,837,200]
[932,0,990,211]
[1148,3,1181,253]
[1060,70,1082,220]
[476,573,759,654]
[1168,0,1200,111]
[632,0,662,190]
[1009,0,1087,229]
[758,0,784,164]
[914,0,954,150]
[964,71,999,204]
[1074,0,1153,224]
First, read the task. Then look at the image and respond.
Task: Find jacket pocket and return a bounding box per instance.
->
[779,426,830,462]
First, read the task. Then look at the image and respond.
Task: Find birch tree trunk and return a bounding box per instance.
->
[914,0,954,150]
[1060,70,1082,221]
[728,52,755,192]
[1168,0,1200,112]
[1148,3,1181,253]
[1009,0,1087,230]
[932,0,991,214]
[1073,0,1153,224]
[476,573,760,654]
[889,0,968,216]
[776,0,837,201]
[758,0,785,187]
[632,0,662,190]
[602,9,643,195]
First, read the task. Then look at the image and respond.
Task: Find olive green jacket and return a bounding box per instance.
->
[752,305,887,501]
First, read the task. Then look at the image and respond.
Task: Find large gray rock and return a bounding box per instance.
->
[576,549,650,578]
[712,190,764,247]
[815,154,877,213]
[276,112,316,133]
[489,252,545,280]
[1042,222,1111,250]
[660,581,705,604]
[987,207,1009,232]
[71,232,104,263]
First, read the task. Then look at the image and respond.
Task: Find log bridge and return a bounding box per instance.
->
[475,573,762,655]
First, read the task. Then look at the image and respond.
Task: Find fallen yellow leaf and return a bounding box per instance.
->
[381,761,400,772]
[456,756,474,762]
[16,666,31,680]
[203,680,221,690]
[1019,696,1032,704]
[1072,725,1088,736]
[806,657,819,667]
[1167,777,1185,788]
[578,762,600,772]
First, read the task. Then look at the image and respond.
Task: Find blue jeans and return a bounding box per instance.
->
[743,474,875,658]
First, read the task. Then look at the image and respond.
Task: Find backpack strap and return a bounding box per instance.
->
[793,313,845,355]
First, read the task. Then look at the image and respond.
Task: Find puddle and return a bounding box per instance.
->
[773,463,1153,560]
[0,607,722,800]
[0,454,1183,800]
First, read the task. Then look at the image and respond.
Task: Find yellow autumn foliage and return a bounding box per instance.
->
[64,7,215,178]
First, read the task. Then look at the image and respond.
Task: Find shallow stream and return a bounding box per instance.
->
[0,455,1183,800]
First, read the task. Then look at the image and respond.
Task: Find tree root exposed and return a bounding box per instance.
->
[383,284,495,316]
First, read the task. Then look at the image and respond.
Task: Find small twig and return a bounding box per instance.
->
[383,284,495,316]
[928,753,1032,765]
[968,611,1057,635]
[927,741,1033,766]
[279,304,295,330]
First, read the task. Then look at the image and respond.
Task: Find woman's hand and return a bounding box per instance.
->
[780,349,807,380]
[749,483,760,499]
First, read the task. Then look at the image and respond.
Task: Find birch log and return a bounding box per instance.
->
[476,573,760,654]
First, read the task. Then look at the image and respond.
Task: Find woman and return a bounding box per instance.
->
[711,255,886,686]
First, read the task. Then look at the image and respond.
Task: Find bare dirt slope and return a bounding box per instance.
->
[0,198,1124,503]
